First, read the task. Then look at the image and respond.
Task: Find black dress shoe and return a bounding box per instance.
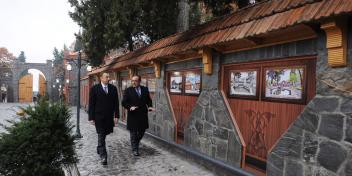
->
[100,157,107,165]
[133,151,140,156]
[100,155,107,165]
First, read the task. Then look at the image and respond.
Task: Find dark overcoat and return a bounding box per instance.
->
[122,86,152,130]
[88,83,119,135]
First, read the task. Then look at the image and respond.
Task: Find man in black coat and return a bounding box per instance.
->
[122,75,154,156]
[88,72,119,165]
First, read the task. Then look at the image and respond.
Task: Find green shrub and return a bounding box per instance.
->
[0,99,77,176]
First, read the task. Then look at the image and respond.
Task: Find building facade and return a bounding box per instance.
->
[81,0,352,175]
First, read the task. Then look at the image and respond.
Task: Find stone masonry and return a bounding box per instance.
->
[184,51,243,167]
[11,60,53,102]
[144,64,176,142]
[267,20,352,175]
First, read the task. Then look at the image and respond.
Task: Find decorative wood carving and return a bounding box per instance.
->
[245,110,275,159]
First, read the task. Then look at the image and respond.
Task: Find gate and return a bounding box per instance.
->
[19,74,33,102]
[39,74,46,96]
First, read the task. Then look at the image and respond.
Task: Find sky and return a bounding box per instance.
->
[0,0,79,63]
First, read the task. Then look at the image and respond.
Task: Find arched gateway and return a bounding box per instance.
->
[10,60,53,102]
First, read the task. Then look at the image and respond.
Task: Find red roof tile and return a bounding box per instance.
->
[89,0,352,75]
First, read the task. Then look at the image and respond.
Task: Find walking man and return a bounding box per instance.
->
[122,75,154,156]
[1,84,7,103]
[88,72,119,165]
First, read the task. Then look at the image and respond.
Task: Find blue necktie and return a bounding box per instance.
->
[104,86,108,94]
[136,87,141,97]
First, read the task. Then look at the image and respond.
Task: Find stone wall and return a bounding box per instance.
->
[146,63,176,141]
[11,60,53,102]
[184,51,243,167]
[267,20,352,175]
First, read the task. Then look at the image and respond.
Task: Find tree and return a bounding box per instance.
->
[191,0,264,17]
[52,47,65,83]
[0,47,15,67]
[17,51,26,63]
[0,100,77,176]
[69,0,178,66]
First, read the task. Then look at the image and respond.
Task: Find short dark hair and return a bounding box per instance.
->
[99,72,109,78]
[132,75,141,81]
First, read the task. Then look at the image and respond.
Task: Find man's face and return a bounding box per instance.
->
[100,73,110,84]
[131,76,140,87]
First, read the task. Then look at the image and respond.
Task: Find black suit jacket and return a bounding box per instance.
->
[122,86,152,130]
[88,83,119,135]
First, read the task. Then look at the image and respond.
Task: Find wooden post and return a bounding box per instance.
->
[152,61,161,78]
[199,48,213,75]
[127,66,136,79]
[321,19,347,67]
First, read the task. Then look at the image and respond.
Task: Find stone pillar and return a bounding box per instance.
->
[184,50,243,167]
[267,20,352,176]
[147,62,176,141]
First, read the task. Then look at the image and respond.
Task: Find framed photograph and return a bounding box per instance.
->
[263,66,306,104]
[121,79,132,91]
[185,72,201,94]
[141,78,147,86]
[147,78,156,92]
[229,69,259,99]
[170,74,183,93]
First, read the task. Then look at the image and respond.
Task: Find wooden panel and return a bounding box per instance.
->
[321,20,347,67]
[169,94,198,139]
[39,74,46,96]
[222,56,316,172]
[19,74,33,102]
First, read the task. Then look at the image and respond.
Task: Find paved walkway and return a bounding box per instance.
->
[71,107,216,176]
[0,103,215,176]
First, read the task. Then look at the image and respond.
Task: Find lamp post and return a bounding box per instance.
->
[75,50,82,139]
[66,49,92,139]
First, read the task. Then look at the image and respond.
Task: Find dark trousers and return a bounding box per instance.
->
[129,129,145,152]
[97,133,107,158]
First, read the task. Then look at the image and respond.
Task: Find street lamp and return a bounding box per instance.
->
[66,50,92,139]
[66,64,72,71]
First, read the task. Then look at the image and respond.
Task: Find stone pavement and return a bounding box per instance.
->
[0,103,31,133]
[71,107,216,176]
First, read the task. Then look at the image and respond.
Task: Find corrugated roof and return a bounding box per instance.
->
[89,0,352,75]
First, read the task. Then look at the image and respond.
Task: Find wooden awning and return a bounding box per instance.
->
[89,0,352,75]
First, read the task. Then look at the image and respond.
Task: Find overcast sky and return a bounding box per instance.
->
[0,0,79,63]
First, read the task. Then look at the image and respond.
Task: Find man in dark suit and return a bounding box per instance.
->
[122,75,155,156]
[88,72,119,165]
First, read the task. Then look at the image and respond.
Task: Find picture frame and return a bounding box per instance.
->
[169,73,183,93]
[141,78,147,86]
[228,68,259,99]
[147,78,156,92]
[185,71,201,95]
[262,65,306,104]
[121,79,131,91]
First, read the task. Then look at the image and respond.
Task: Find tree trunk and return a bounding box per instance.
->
[177,0,190,32]
[128,37,134,51]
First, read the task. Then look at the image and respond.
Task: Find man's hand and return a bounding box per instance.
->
[89,120,95,125]
[114,118,119,126]
[148,107,155,112]
[130,106,138,111]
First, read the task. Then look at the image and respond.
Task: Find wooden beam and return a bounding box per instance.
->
[245,37,263,45]
[199,48,213,75]
[127,66,137,79]
[151,60,161,78]
[321,19,347,67]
